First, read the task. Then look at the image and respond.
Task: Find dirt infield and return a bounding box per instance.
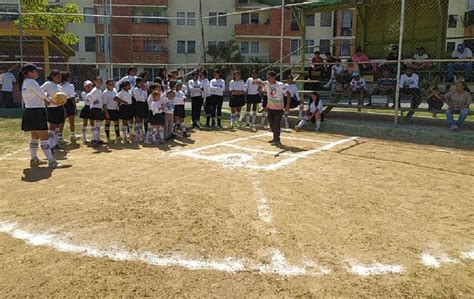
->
[0,129,473,297]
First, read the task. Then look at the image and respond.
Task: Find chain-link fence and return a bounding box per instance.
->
[0,0,473,124]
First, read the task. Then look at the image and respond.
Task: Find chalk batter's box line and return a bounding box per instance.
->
[174,134,358,171]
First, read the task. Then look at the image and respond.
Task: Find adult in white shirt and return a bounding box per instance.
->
[405,47,431,70]
[448,44,472,82]
[400,67,421,110]
[229,70,246,127]
[188,71,203,128]
[60,72,79,142]
[115,67,138,90]
[205,69,225,128]
[0,68,16,108]
[257,71,291,146]
[244,70,261,127]
[20,63,60,168]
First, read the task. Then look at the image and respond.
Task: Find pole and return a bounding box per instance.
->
[18,0,24,67]
[279,0,285,79]
[394,0,405,126]
[199,0,207,66]
[108,0,113,78]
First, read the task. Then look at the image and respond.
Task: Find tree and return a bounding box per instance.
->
[15,0,83,46]
[206,40,244,78]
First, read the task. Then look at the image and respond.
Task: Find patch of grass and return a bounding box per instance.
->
[0,117,28,155]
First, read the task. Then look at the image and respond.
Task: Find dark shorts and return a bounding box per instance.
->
[229,95,246,108]
[174,105,186,118]
[134,101,149,118]
[149,110,165,126]
[89,107,104,121]
[47,106,66,124]
[22,108,48,131]
[106,109,120,121]
[119,104,135,120]
[262,95,268,108]
[246,94,261,104]
[284,97,300,109]
[79,105,91,119]
[64,98,76,117]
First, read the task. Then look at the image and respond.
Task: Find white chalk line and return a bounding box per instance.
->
[224,143,297,157]
[174,135,358,171]
[0,147,29,161]
[280,136,332,144]
[420,251,463,268]
[347,260,405,276]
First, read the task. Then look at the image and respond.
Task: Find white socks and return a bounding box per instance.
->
[82,126,87,142]
[315,120,321,131]
[230,113,235,125]
[158,127,164,141]
[29,139,39,159]
[251,113,257,125]
[122,126,128,141]
[284,112,290,129]
[297,119,306,129]
[260,111,267,127]
[40,140,54,161]
[299,105,304,120]
[152,128,158,142]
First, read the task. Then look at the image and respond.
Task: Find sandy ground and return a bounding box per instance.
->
[0,128,473,297]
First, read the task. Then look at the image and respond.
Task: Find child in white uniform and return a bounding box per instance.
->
[87,76,104,146]
[173,82,189,137]
[147,83,166,144]
[79,80,93,144]
[103,80,120,142]
[114,81,134,142]
[229,70,246,127]
[41,70,64,149]
[163,89,176,140]
[295,92,323,132]
[244,70,261,127]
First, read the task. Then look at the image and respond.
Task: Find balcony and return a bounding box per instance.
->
[235,22,274,37]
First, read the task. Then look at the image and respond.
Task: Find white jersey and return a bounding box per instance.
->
[115,75,137,90]
[103,89,118,110]
[201,79,211,98]
[400,74,419,89]
[81,91,90,106]
[41,81,61,108]
[284,83,300,101]
[150,98,165,115]
[309,100,323,113]
[162,94,175,114]
[0,72,16,92]
[87,87,103,109]
[22,78,47,108]
[181,84,189,95]
[230,80,245,93]
[174,90,186,105]
[264,81,286,110]
[188,79,202,98]
[116,90,132,105]
[132,87,147,102]
[60,81,75,99]
[331,64,345,76]
[245,77,260,95]
[210,78,225,96]
[350,78,367,90]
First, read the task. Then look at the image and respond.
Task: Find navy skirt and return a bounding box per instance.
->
[22,108,48,131]
[229,95,246,108]
[119,104,135,120]
[47,106,66,124]
[79,105,91,119]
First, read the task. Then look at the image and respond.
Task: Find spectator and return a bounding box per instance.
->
[370,68,396,106]
[444,81,472,131]
[426,87,444,111]
[307,51,324,79]
[325,52,337,78]
[349,72,368,105]
[447,44,472,82]
[384,45,399,73]
[406,47,431,70]
[352,47,371,72]
[324,59,345,91]
[344,59,359,85]
[0,67,17,108]
[399,67,421,109]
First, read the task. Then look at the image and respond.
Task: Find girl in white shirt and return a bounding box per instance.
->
[206,69,225,128]
[162,89,176,140]
[41,70,64,150]
[79,81,93,144]
[229,70,246,127]
[295,92,323,132]
[188,71,203,128]
[132,77,148,142]
[103,80,120,142]
[173,82,189,137]
[87,76,104,146]
[20,63,60,168]
[244,70,261,127]
[60,72,78,143]
[146,83,165,144]
[200,71,211,127]
[283,74,303,129]
[114,81,134,142]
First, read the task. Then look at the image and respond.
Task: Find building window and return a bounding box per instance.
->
[177,12,186,25]
[291,39,301,55]
[132,7,167,24]
[251,42,259,54]
[84,7,94,23]
[305,40,314,54]
[241,13,249,24]
[469,0,474,10]
[241,42,249,54]
[177,40,186,53]
[291,15,299,31]
[320,12,332,27]
[209,12,217,26]
[0,4,19,21]
[305,14,315,26]
[144,39,162,52]
[208,41,217,49]
[342,10,353,36]
[187,12,196,26]
[447,42,456,53]
[187,41,196,54]
[177,40,195,54]
[85,36,96,52]
[448,15,458,28]
[98,36,105,54]
[320,39,331,54]
[241,13,258,24]
[340,39,351,56]
[218,12,227,26]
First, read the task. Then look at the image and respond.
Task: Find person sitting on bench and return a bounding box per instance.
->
[307,51,324,80]
[444,81,472,131]
[447,44,472,83]
[426,87,444,111]
[352,47,372,72]
[349,72,368,105]
[399,67,421,109]
[405,47,431,71]
[370,68,396,106]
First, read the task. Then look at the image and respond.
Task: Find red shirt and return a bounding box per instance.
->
[312,56,323,64]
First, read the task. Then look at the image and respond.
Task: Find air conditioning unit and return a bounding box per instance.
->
[465,10,474,26]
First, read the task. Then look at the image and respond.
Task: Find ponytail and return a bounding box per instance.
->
[18,71,24,92]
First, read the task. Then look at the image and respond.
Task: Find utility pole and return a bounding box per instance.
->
[199,0,207,69]
[279,0,285,79]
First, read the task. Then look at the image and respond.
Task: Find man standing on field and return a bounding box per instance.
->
[257,71,290,146]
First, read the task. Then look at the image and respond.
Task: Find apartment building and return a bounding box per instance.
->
[447,0,474,51]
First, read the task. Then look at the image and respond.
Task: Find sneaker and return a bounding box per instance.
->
[183,131,190,137]
[285,124,290,130]
[271,140,282,146]
[116,136,122,142]
[144,139,152,145]
[58,139,67,145]
[314,127,321,132]
[82,139,88,144]
[194,122,201,129]
[267,139,275,144]
[294,125,301,132]
[30,157,46,167]
[48,159,62,168]
[449,125,459,131]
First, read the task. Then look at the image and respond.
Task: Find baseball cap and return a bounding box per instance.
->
[20,63,41,74]
[83,80,93,88]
